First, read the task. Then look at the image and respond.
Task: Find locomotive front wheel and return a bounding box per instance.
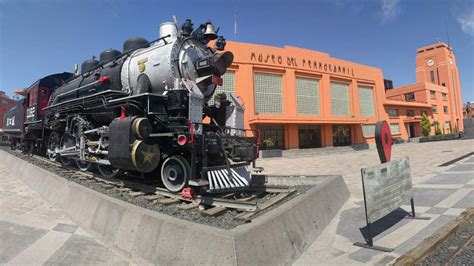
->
[160,155,190,192]
[47,132,61,161]
[97,164,119,179]
[75,160,92,172]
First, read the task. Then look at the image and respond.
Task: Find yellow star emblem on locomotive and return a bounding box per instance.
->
[137,58,148,73]
[141,146,155,164]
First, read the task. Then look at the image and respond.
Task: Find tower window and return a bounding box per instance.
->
[430,70,436,83]
[406,110,415,117]
[404,92,415,101]
[388,109,398,117]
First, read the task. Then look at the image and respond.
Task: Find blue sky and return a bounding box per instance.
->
[1,0,473,102]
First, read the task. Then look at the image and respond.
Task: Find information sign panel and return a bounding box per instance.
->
[361,156,412,223]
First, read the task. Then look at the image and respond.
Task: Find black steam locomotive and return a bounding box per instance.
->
[3,18,259,193]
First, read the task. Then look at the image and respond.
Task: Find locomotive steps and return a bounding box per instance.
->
[0,149,349,265]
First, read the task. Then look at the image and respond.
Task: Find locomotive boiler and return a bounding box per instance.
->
[4,17,259,193]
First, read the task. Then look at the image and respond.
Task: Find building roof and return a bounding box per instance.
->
[416,42,451,53]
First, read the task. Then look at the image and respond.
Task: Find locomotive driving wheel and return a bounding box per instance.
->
[47,132,61,161]
[75,159,92,172]
[71,120,92,171]
[97,164,119,179]
[58,132,74,166]
[160,155,190,192]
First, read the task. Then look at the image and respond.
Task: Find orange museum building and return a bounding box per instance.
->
[217,41,463,150]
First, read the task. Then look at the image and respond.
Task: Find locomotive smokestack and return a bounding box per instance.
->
[159,22,178,40]
[212,51,233,76]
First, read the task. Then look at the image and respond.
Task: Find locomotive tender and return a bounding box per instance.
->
[3,17,259,193]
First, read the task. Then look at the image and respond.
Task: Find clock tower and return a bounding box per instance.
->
[415,42,463,131]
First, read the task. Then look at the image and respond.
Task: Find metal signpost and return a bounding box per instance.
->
[354,121,430,252]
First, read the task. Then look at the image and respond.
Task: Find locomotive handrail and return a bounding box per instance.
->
[51,78,110,104]
[45,90,128,109]
[107,92,166,103]
[196,121,259,139]
[148,34,172,45]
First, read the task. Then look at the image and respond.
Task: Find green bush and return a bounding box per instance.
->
[393,137,405,144]
[434,121,442,135]
[419,132,460,142]
[421,113,431,136]
[262,138,274,150]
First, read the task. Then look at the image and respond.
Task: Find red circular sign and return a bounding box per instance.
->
[375,121,392,163]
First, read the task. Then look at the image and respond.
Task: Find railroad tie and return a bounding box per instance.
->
[177,202,199,210]
[129,191,145,197]
[201,207,227,217]
[144,195,162,201]
[258,189,296,211]
[99,183,115,189]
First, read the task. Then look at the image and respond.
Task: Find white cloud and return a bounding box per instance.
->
[380,0,401,24]
[457,10,474,36]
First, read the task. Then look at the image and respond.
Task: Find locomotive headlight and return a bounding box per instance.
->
[212,51,233,76]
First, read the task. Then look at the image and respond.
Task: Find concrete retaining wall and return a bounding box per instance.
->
[1,150,350,265]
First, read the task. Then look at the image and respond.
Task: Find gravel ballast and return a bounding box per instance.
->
[418,212,474,265]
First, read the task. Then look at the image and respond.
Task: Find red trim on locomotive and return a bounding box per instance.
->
[38,87,50,114]
[28,85,38,107]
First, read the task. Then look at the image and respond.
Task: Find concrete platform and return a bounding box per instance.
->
[0,150,350,265]
[0,155,130,264]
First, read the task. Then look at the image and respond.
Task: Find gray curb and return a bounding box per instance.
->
[0,150,349,265]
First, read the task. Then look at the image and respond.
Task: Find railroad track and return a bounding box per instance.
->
[448,235,473,265]
[395,208,474,265]
[4,148,296,221]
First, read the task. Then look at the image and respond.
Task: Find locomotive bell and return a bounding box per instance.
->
[204,21,218,40]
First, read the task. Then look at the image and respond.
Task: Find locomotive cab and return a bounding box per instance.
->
[3,72,74,152]
[24,82,39,124]
[24,73,74,124]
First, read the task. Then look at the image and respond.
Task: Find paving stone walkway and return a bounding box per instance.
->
[0,139,472,265]
[266,139,474,265]
[258,139,474,199]
[0,162,130,265]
